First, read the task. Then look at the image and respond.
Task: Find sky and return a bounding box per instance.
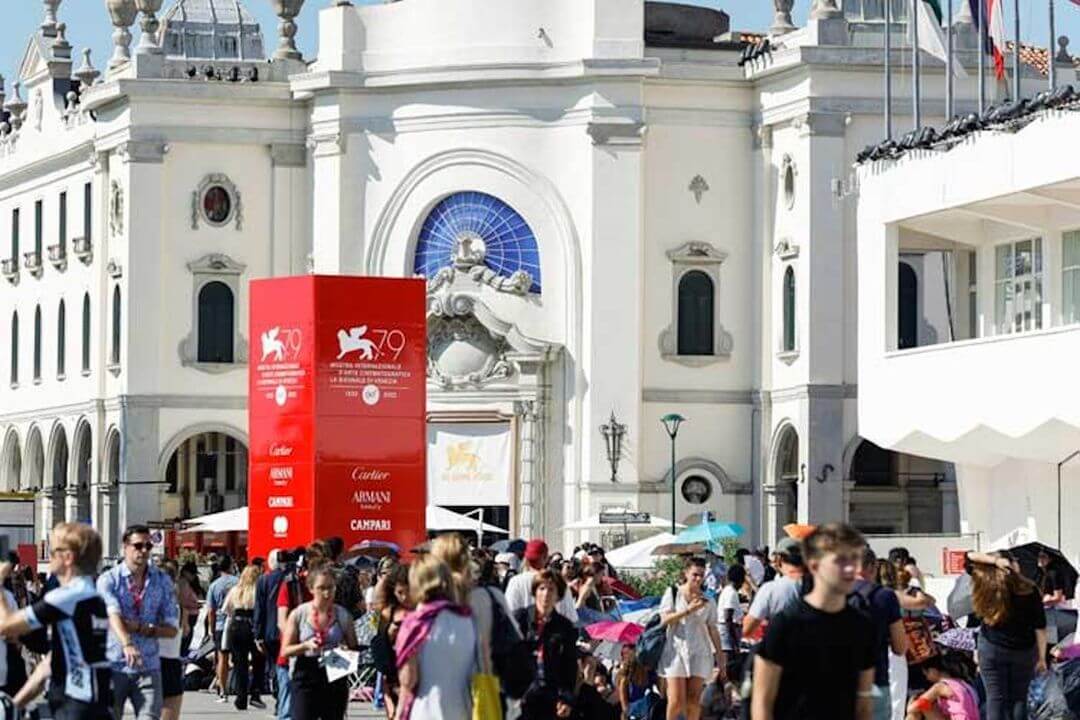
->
[1,0,1075,88]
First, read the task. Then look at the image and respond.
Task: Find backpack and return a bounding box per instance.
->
[262,570,287,645]
[635,586,677,670]
[484,587,536,699]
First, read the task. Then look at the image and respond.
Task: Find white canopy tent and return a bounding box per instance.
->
[177,505,509,536]
[605,532,678,569]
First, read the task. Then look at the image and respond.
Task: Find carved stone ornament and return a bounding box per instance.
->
[32,90,42,131]
[191,174,242,230]
[689,175,710,204]
[774,238,800,260]
[426,278,557,391]
[109,180,123,237]
[425,265,533,296]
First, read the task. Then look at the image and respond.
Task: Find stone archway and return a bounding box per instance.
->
[765,423,800,546]
[159,426,249,521]
[1,430,20,493]
[45,425,69,532]
[69,421,93,524]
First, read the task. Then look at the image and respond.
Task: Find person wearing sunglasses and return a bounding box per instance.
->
[97,524,179,720]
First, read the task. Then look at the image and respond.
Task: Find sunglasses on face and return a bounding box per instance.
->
[128,542,153,552]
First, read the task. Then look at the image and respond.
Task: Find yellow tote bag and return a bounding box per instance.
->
[471,671,502,720]
[471,625,503,720]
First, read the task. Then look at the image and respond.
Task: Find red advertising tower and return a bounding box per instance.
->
[248,276,427,559]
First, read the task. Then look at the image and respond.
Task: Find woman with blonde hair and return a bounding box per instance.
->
[223,564,262,710]
[394,554,475,720]
[968,550,1047,720]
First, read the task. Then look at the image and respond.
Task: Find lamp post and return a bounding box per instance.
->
[599,411,627,483]
[661,413,686,534]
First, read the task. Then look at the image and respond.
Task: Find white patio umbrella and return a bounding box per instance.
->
[605,532,679,569]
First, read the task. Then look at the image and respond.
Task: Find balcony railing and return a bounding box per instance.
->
[72,236,91,263]
[0,257,18,284]
[47,243,66,271]
[22,250,41,277]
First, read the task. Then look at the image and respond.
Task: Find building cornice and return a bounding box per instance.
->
[0,139,95,194]
[291,58,662,95]
[81,78,296,113]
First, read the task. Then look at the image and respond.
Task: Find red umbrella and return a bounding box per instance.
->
[585,621,644,645]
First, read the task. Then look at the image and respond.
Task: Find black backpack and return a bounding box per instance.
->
[484,587,535,699]
[636,585,677,670]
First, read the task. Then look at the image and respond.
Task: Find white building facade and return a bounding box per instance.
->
[0,0,993,558]
[858,101,1080,562]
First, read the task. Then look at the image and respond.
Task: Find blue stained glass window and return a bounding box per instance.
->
[413,191,542,293]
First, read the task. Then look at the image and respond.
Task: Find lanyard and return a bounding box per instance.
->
[128,573,147,616]
[310,605,334,648]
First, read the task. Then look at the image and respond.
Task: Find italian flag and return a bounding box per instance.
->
[910,0,968,78]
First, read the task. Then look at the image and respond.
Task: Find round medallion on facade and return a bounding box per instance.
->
[681,475,712,505]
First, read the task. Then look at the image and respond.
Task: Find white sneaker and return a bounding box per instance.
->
[216,694,230,704]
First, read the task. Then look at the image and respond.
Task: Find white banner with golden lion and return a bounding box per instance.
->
[426,423,512,506]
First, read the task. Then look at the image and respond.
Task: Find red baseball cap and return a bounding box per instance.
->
[524,539,549,562]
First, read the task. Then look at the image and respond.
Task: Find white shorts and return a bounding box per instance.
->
[658,645,714,679]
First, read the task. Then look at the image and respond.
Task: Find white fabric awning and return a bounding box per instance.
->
[178,507,247,533]
[178,506,509,535]
[605,532,678,569]
[426,505,508,534]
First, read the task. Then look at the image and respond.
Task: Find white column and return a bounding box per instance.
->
[515,400,543,539]
[309,130,364,274]
[269,144,309,276]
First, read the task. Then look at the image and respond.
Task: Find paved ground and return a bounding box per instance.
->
[119,690,384,719]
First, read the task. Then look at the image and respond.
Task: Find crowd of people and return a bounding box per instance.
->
[0,519,1073,720]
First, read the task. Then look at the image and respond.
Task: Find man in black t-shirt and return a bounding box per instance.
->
[752,523,876,720]
[0,522,111,720]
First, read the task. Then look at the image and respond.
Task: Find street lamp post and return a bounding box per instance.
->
[661,413,686,535]
[600,411,628,482]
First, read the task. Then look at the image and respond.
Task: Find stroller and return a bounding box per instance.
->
[183,633,217,691]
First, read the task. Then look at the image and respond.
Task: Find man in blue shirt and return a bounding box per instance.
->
[850,547,907,720]
[207,555,239,701]
[97,523,179,720]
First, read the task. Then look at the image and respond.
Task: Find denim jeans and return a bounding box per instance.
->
[872,683,892,720]
[977,638,1037,720]
[111,670,163,720]
[275,663,292,720]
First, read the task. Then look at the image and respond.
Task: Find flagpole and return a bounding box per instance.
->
[886,0,893,139]
[1049,0,1056,90]
[947,0,954,118]
[913,0,922,129]
[978,0,986,111]
[1012,0,1020,100]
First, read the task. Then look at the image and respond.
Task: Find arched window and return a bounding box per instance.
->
[197,281,235,363]
[9,312,17,386]
[898,262,918,349]
[110,286,121,366]
[677,270,714,356]
[413,192,542,293]
[782,266,796,352]
[57,300,65,378]
[33,306,41,381]
[81,293,90,373]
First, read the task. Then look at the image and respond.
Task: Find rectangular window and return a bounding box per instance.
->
[1065,231,1080,325]
[83,182,91,243]
[995,238,1043,334]
[11,208,18,260]
[967,250,977,339]
[34,200,42,257]
[58,191,67,252]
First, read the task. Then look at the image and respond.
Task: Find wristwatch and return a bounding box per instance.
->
[144,624,156,637]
